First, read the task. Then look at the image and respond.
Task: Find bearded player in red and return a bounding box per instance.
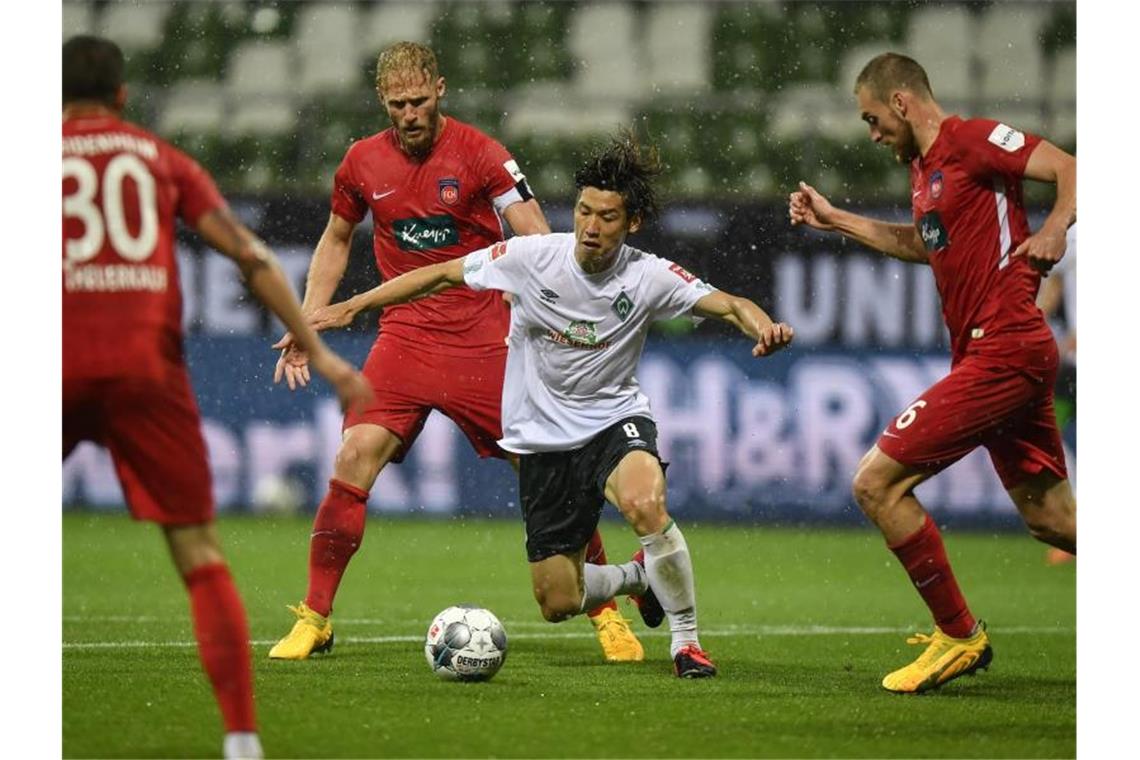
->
[270,42,644,662]
[789,53,1076,693]
[63,36,372,759]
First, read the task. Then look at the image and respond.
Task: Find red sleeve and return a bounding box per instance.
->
[473,132,524,200]
[169,146,225,226]
[329,145,368,224]
[954,118,1043,182]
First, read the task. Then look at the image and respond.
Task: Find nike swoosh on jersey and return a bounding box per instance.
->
[372,189,397,200]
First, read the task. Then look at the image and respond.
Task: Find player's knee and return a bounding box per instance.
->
[616,490,667,534]
[851,465,889,515]
[532,588,578,623]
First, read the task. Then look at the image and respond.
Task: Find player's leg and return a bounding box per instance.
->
[604,440,716,678]
[1007,473,1076,553]
[103,375,262,759]
[444,351,644,661]
[163,523,261,760]
[269,422,404,660]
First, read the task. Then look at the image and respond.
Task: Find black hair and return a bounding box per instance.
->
[573,129,662,224]
[63,35,124,106]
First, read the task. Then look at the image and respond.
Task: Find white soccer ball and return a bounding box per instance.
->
[424,605,508,682]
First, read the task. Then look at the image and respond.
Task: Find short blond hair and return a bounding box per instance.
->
[375,41,439,93]
[855,52,933,102]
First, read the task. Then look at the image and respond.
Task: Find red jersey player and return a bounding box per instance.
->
[789,52,1076,694]
[63,36,371,760]
[269,42,644,663]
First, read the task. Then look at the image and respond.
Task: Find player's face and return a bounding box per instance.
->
[573,187,641,265]
[857,86,918,163]
[379,70,445,159]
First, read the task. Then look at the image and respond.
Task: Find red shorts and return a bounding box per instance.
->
[63,369,214,525]
[343,336,507,462]
[876,350,1068,489]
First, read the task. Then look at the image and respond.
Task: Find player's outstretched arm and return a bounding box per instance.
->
[306,258,468,332]
[693,290,794,357]
[789,181,928,264]
[1011,141,1076,275]
[195,207,373,410]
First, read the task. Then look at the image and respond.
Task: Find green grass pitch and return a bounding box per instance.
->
[63,513,1075,758]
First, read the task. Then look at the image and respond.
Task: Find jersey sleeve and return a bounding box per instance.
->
[955,118,1043,181]
[329,145,369,224]
[646,255,715,321]
[473,134,536,213]
[168,146,225,226]
[462,234,536,295]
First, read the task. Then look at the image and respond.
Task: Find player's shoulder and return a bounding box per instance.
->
[950,115,1031,153]
[342,128,398,162]
[446,117,495,144]
[510,231,571,256]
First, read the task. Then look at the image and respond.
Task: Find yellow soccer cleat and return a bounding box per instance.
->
[268,602,335,660]
[882,621,993,693]
[590,607,645,662]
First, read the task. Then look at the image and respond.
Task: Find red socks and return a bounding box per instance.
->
[184,563,256,733]
[584,529,618,618]
[889,515,977,639]
[305,479,369,617]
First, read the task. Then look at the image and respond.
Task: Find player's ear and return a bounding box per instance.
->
[889,90,907,117]
[114,84,128,112]
[436,76,446,99]
[627,213,642,235]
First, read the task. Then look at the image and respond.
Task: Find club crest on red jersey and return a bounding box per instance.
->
[438,177,460,206]
[929,170,944,200]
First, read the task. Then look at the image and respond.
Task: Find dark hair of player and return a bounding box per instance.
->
[375,41,440,93]
[63,35,124,107]
[574,129,663,224]
[854,52,934,102]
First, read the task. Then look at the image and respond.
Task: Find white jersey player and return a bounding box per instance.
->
[300,133,794,678]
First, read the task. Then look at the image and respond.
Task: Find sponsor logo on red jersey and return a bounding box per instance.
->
[439,177,460,206]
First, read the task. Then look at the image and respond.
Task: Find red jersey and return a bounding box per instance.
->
[63,113,224,379]
[330,117,530,355]
[910,116,1055,367]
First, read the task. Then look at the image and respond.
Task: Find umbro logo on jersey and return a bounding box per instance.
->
[372,189,396,200]
[539,288,560,304]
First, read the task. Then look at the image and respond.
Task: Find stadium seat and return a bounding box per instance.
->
[295,3,362,95]
[227,40,293,98]
[770,84,864,142]
[98,1,172,52]
[156,79,226,135]
[568,3,644,102]
[975,5,1048,104]
[644,3,713,95]
[63,2,94,39]
[905,6,975,105]
[359,1,436,56]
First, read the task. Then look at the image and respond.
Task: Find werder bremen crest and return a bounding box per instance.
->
[611,290,634,321]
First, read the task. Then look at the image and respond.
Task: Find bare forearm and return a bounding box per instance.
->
[723,297,775,340]
[301,237,351,312]
[829,208,929,264]
[345,260,463,315]
[240,249,329,357]
[1042,159,1076,237]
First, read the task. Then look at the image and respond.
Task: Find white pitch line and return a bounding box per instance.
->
[61,624,1074,651]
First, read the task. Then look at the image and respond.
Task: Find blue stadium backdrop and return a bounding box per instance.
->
[63,202,1074,527]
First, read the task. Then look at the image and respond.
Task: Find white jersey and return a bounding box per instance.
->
[462,232,713,453]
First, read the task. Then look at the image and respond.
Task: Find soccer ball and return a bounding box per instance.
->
[424,605,508,682]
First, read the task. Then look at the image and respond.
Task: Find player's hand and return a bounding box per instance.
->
[310,350,373,413]
[752,322,795,357]
[788,181,838,230]
[272,334,311,390]
[1011,224,1067,276]
[307,301,356,331]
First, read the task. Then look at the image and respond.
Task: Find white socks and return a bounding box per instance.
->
[580,559,647,613]
[224,732,263,760]
[640,521,700,657]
